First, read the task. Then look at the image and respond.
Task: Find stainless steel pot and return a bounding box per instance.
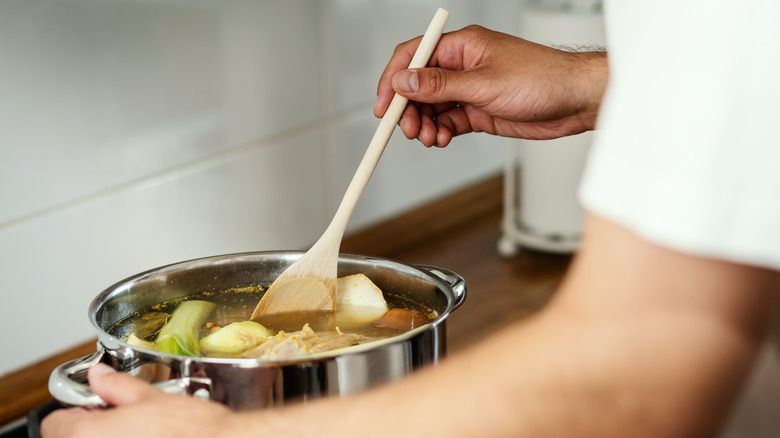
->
[49,251,466,410]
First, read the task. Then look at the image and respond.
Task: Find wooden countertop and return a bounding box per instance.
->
[0,174,572,426]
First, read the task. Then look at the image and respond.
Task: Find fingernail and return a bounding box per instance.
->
[90,363,116,377]
[395,70,418,93]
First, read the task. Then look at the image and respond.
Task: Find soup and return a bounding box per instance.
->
[109,275,437,361]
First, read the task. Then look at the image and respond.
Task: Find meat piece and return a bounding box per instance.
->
[242,324,364,360]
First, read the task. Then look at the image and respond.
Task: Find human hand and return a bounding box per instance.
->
[40,364,241,438]
[374,25,608,147]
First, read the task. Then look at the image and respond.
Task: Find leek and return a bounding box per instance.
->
[155,300,216,356]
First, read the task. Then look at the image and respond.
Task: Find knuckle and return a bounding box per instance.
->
[393,38,416,56]
[462,24,486,34]
[426,69,447,95]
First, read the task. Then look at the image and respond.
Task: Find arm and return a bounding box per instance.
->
[373,25,608,147]
[245,213,777,437]
[40,214,778,437]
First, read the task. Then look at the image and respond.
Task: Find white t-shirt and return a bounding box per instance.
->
[578,1,780,436]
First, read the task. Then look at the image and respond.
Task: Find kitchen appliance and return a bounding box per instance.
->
[48,251,466,410]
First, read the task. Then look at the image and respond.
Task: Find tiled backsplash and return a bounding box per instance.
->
[0,0,523,375]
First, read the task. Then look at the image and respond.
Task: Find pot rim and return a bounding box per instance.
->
[89,250,465,366]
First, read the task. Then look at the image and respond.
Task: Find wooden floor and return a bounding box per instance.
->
[0,175,573,425]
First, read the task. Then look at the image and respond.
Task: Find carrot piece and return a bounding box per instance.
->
[377,308,424,330]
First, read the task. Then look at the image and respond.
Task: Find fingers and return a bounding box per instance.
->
[87,363,159,406]
[391,68,476,105]
[374,27,484,146]
[417,103,437,146]
[40,408,92,438]
[40,365,161,438]
[391,67,478,146]
[397,101,474,147]
[397,98,423,137]
[375,29,467,117]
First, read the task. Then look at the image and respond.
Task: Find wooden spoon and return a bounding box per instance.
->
[251,8,450,330]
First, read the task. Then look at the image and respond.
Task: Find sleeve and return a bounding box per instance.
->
[578,0,780,270]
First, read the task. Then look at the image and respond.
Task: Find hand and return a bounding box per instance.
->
[374,25,608,147]
[40,364,241,438]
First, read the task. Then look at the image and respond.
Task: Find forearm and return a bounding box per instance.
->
[231,310,755,438]
[230,215,776,438]
[324,315,756,437]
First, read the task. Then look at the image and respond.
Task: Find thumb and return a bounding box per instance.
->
[88,363,160,406]
[392,68,474,104]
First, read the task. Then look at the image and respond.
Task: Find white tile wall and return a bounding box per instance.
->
[0,0,520,375]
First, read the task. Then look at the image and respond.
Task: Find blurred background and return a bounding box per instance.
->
[0,0,603,376]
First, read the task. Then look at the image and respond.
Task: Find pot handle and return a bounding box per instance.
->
[418,265,467,310]
[49,346,212,408]
[48,347,108,407]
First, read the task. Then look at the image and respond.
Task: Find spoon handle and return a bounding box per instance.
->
[324,8,451,238]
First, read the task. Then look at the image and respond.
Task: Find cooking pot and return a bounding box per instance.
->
[49,251,466,410]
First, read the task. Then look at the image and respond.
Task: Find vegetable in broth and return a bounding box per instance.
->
[155,300,216,356]
[112,274,436,360]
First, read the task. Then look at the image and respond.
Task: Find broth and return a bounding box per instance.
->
[109,285,438,360]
